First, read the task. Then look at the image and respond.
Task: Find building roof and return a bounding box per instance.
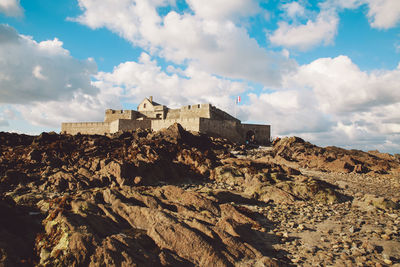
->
[149,99,162,106]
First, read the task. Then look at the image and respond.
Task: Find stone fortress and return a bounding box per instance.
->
[61,97,271,144]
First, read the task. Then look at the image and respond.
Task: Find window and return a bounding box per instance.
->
[143,103,146,108]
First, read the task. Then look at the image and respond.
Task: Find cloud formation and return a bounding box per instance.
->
[366,0,400,29]
[72,0,296,87]
[185,0,260,21]
[285,55,400,114]
[281,2,306,19]
[269,10,338,51]
[0,0,23,17]
[94,52,248,111]
[0,24,98,104]
[242,55,400,152]
[270,0,400,51]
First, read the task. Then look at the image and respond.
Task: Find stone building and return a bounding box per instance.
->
[61,97,271,144]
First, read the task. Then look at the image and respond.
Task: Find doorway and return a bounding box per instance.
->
[245,130,255,144]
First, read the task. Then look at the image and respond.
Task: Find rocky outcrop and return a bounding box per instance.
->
[271,137,400,174]
[0,127,398,266]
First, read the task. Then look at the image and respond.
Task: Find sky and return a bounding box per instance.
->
[0,0,400,153]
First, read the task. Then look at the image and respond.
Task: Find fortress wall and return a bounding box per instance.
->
[61,122,110,135]
[165,109,181,119]
[209,106,240,123]
[151,118,201,132]
[179,104,211,119]
[139,110,165,119]
[104,110,139,122]
[164,104,237,121]
[110,119,152,133]
[138,111,155,118]
[241,124,271,145]
[199,118,243,142]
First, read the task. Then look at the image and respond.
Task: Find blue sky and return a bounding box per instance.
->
[0,0,400,153]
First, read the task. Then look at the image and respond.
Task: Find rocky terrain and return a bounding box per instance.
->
[0,125,399,266]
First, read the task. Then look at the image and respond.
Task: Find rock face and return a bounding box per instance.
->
[271,137,400,174]
[0,127,399,266]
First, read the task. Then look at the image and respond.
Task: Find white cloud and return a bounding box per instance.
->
[322,0,400,29]
[269,11,338,51]
[284,55,400,113]
[0,24,98,104]
[271,0,400,51]
[366,0,400,29]
[17,86,121,128]
[281,2,306,19]
[320,0,364,10]
[0,0,23,17]
[32,65,47,80]
[72,0,296,87]
[156,13,296,86]
[186,0,260,21]
[242,90,333,135]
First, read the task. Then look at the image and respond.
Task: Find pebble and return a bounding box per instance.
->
[383,259,392,265]
[291,258,300,263]
[209,168,400,266]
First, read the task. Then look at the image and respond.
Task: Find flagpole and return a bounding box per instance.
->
[234,97,237,118]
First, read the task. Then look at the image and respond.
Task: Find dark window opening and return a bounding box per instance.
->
[245,130,256,144]
[143,103,146,108]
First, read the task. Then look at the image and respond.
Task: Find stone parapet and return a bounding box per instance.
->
[61,122,110,135]
[151,118,201,132]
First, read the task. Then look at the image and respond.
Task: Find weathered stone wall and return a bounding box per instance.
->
[165,109,181,119]
[240,124,271,145]
[61,122,110,135]
[151,118,201,132]
[140,110,166,119]
[137,98,154,112]
[199,118,243,142]
[110,119,152,133]
[209,106,239,123]
[179,104,211,119]
[104,110,140,123]
[143,103,237,122]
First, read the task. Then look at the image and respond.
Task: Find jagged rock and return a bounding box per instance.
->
[28,149,42,162]
[245,176,342,204]
[272,137,399,174]
[100,160,130,186]
[355,194,399,210]
[0,196,41,266]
